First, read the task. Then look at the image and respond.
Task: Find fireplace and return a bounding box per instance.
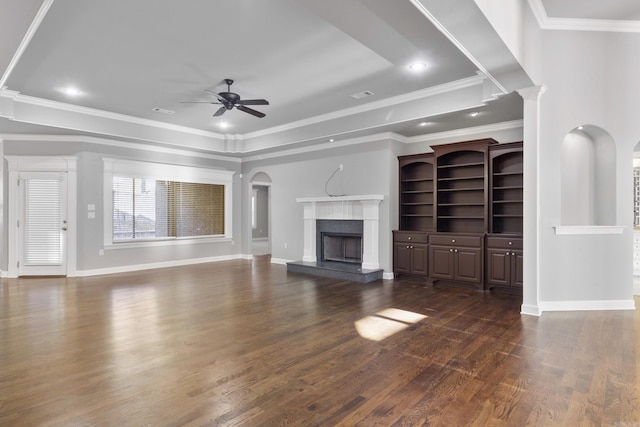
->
[317,220,363,264]
[287,195,384,283]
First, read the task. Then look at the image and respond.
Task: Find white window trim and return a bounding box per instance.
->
[103,158,234,248]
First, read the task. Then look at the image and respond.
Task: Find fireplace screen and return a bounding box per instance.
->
[322,233,362,264]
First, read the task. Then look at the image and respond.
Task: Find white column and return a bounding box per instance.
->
[302,202,316,263]
[517,85,546,316]
[361,200,381,270]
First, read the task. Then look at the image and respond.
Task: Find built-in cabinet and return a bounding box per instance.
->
[393,231,428,276]
[393,139,523,293]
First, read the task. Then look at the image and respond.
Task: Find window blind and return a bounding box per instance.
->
[112,177,224,241]
[24,178,62,265]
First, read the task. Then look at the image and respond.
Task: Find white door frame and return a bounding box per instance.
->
[6,156,77,277]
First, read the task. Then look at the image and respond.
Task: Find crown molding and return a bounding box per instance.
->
[528,0,640,33]
[406,119,523,144]
[242,132,407,162]
[0,0,54,88]
[243,75,486,140]
[0,134,242,163]
[3,90,225,139]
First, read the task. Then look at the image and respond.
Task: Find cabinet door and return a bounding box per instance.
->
[455,247,483,284]
[429,245,455,280]
[512,250,524,288]
[486,248,510,287]
[394,243,412,274]
[411,244,429,275]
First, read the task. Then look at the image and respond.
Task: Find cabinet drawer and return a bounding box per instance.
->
[486,236,523,250]
[393,231,428,244]
[430,234,482,247]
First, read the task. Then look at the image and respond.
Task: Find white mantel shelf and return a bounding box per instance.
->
[296,195,384,203]
[296,195,384,270]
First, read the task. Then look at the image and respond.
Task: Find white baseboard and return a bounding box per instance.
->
[270,258,292,265]
[520,304,542,317]
[75,254,247,277]
[382,272,394,280]
[538,299,636,313]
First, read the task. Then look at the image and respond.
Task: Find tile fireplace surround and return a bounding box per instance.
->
[287,195,384,283]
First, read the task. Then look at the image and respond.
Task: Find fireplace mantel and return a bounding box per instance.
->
[296,195,384,270]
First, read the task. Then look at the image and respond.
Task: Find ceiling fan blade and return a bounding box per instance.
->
[205,89,229,102]
[213,106,227,117]
[180,101,220,104]
[236,105,265,118]
[238,99,269,106]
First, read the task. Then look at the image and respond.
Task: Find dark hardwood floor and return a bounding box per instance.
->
[1,257,639,426]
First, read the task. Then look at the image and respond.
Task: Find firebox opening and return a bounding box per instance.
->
[322,233,362,264]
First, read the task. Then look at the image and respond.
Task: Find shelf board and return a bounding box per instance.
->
[401,178,433,183]
[493,214,523,218]
[437,176,484,182]
[438,216,484,219]
[438,161,484,169]
[401,202,431,206]
[493,171,523,177]
[402,190,433,194]
[438,202,484,206]
[402,214,433,218]
[438,187,484,192]
[493,186,523,190]
[492,199,523,204]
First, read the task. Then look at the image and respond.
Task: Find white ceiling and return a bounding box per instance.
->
[1,0,631,157]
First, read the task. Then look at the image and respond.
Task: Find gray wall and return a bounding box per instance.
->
[3,138,242,273]
[524,13,640,303]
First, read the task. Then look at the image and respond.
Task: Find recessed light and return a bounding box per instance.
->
[329,138,335,142]
[408,62,427,72]
[219,120,229,129]
[419,122,429,127]
[577,126,584,130]
[470,111,480,117]
[61,87,82,97]
[350,91,375,99]
[152,107,175,115]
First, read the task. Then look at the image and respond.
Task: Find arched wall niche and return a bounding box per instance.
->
[560,125,616,226]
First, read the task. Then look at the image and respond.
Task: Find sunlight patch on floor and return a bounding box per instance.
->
[355,308,428,342]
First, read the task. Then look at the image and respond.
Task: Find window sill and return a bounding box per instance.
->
[553,225,625,235]
[105,236,232,250]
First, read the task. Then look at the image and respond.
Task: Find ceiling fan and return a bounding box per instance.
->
[182,79,269,118]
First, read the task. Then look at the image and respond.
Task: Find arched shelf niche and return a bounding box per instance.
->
[556,125,622,235]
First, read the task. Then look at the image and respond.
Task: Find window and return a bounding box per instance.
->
[112,178,225,241]
[104,159,233,245]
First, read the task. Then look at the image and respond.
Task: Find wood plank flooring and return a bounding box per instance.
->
[1,257,639,426]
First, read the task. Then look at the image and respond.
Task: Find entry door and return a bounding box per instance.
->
[18,172,68,276]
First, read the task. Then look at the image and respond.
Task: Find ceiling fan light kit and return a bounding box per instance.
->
[182,78,269,119]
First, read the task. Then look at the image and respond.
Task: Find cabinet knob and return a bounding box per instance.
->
[508,241,513,245]
[449,249,453,252]
[454,249,458,253]
[452,239,456,243]
[406,245,410,249]
[506,251,510,255]
[512,252,516,256]
[407,236,412,240]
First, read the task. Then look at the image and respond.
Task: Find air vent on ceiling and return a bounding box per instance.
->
[152,107,175,115]
[350,90,375,100]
